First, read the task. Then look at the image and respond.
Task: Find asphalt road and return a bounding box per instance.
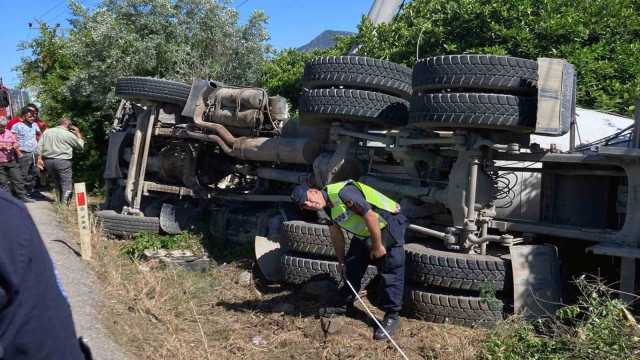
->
[26,199,134,360]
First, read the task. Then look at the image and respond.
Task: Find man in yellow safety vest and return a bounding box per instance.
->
[291,180,407,339]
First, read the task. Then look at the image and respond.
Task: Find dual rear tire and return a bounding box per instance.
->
[280,220,508,327]
[299,56,411,130]
[410,54,539,132]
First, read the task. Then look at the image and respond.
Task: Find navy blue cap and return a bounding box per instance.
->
[291,184,311,208]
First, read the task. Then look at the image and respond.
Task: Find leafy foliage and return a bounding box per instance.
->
[121,231,203,258]
[481,277,640,360]
[261,35,354,115]
[17,0,270,190]
[351,0,640,116]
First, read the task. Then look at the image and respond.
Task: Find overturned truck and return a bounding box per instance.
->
[99,54,640,327]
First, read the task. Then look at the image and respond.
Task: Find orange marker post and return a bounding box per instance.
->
[74,182,92,260]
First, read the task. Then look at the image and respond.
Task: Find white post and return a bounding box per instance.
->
[74,182,92,260]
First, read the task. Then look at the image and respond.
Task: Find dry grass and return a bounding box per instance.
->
[51,196,485,360]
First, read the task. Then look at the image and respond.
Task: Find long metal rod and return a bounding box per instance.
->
[634,98,640,149]
[570,119,576,151]
[480,223,488,255]
[466,157,479,221]
[124,129,142,205]
[133,106,158,211]
[333,127,394,145]
[359,175,446,204]
[407,223,448,240]
[256,168,316,186]
[494,166,625,177]
[399,137,456,146]
[207,192,292,202]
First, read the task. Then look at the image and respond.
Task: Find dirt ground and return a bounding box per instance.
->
[54,198,486,360]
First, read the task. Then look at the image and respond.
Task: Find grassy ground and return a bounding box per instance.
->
[52,198,485,360]
[52,196,640,360]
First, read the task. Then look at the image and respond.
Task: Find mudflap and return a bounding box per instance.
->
[160,202,201,235]
[510,245,562,321]
[255,235,282,282]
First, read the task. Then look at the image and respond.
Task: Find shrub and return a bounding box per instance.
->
[121,231,203,259]
[481,277,640,360]
[352,0,640,117]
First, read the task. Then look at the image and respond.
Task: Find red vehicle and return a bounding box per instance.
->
[0,78,13,119]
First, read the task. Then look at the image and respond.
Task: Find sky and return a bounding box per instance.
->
[0,0,375,90]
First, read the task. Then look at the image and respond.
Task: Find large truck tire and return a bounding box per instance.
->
[402,285,505,328]
[303,56,412,99]
[409,93,536,131]
[280,253,377,287]
[97,210,160,236]
[299,89,409,129]
[115,77,191,105]
[281,221,351,257]
[412,55,537,94]
[405,243,510,291]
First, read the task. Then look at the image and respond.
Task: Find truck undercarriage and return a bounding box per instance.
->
[98,55,640,327]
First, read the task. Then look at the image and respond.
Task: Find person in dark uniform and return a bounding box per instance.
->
[0,190,90,359]
[291,180,407,340]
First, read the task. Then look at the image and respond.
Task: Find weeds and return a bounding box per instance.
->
[481,276,640,360]
[121,231,204,258]
[480,279,503,311]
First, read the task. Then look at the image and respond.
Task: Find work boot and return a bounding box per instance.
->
[18,195,36,203]
[373,312,401,340]
[63,191,73,205]
[318,303,354,318]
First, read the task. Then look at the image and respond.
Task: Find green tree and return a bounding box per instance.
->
[352,0,640,116]
[261,35,354,114]
[17,0,271,190]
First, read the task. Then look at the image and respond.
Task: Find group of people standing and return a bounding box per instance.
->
[0,104,84,203]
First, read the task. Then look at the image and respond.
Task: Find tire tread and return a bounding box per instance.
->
[97,210,160,236]
[409,93,536,130]
[402,285,505,328]
[413,55,537,93]
[115,77,191,105]
[304,56,412,99]
[280,254,377,286]
[299,88,409,129]
[405,243,509,291]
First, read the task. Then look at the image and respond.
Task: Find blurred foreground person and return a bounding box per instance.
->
[0,190,91,359]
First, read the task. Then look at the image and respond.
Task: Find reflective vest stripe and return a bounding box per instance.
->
[323,179,400,238]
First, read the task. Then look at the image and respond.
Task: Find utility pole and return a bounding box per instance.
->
[348,0,402,55]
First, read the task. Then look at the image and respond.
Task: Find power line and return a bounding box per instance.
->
[47,8,72,22]
[236,0,249,9]
[46,0,96,23]
[38,0,67,20]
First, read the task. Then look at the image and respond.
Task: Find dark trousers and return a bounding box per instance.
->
[0,160,27,196]
[43,158,73,202]
[17,152,40,192]
[339,231,406,313]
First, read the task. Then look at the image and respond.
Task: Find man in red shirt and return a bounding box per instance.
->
[35,119,48,140]
[0,116,34,203]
